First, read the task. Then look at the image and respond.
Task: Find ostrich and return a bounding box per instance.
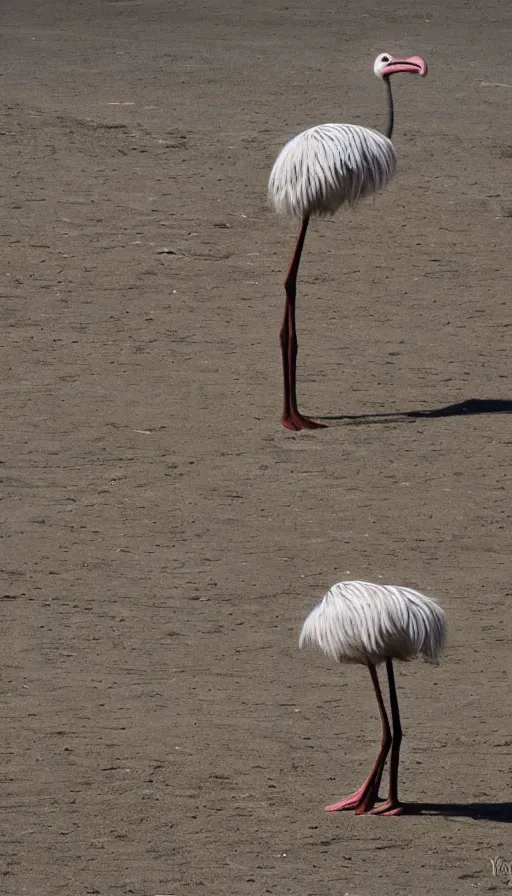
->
[268,53,428,431]
[299,580,446,816]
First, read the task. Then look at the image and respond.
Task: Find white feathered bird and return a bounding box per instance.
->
[268,52,428,431]
[300,579,446,816]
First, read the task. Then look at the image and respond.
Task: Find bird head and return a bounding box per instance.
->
[373,53,428,79]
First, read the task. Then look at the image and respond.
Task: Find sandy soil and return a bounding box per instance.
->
[2,1,512,894]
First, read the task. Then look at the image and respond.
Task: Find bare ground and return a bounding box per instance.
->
[2,1,512,894]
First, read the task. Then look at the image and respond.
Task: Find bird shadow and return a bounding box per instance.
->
[405,801,512,822]
[318,398,512,425]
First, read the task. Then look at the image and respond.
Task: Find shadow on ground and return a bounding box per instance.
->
[319,398,512,425]
[406,801,512,822]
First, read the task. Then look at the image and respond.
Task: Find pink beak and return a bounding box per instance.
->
[382,55,428,77]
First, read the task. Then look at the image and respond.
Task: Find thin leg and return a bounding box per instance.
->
[279,296,292,422]
[371,659,404,816]
[325,664,391,813]
[280,216,325,431]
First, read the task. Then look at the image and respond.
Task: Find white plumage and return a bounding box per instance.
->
[268,51,428,431]
[299,578,446,815]
[268,124,397,218]
[300,580,446,666]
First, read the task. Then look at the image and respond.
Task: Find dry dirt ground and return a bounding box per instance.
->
[2,1,512,894]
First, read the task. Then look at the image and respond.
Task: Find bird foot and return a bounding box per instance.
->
[325,786,380,813]
[369,799,405,816]
[325,795,362,812]
[282,411,326,431]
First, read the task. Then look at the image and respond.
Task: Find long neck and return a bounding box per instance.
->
[384,76,394,139]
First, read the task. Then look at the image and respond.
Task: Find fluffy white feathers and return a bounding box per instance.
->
[268,124,397,218]
[299,580,446,666]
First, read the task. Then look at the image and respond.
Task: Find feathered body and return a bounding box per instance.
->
[268,52,428,431]
[299,580,446,667]
[268,124,397,218]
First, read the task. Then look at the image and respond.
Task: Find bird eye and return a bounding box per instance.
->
[381,54,391,63]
